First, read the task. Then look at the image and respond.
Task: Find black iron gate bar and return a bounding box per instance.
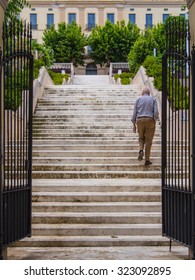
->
[162,17,193,251]
[191,45,195,260]
[0,20,33,259]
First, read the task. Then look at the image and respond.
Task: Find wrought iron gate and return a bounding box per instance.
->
[0,20,33,259]
[162,16,195,258]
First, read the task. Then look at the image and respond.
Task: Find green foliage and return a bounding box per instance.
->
[33,58,44,79]
[5,0,30,20]
[114,72,132,85]
[43,22,87,66]
[87,20,140,65]
[128,29,158,74]
[152,23,166,55]
[167,77,189,110]
[47,70,69,85]
[142,55,188,110]
[32,41,55,79]
[121,78,131,85]
[143,56,162,90]
[4,69,29,110]
[32,41,55,67]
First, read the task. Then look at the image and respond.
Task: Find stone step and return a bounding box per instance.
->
[32,212,161,224]
[31,179,161,192]
[32,144,161,151]
[32,170,161,179]
[32,201,161,212]
[32,128,161,133]
[11,235,172,247]
[34,103,142,108]
[33,124,136,129]
[32,163,161,172]
[32,191,161,202]
[36,101,137,105]
[32,157,161,164]
[32,150,161,157]
[32,128,161,134]
[31,224,162,236]
[32,135,161,140]
[33,111,138,115]
[32,138,161,144]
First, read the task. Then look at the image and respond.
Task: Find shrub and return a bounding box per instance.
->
[34,59,45,79]
[48,70,69,85]
[121,77,131,85]
[143,56,162,91]
[114,72,132,84]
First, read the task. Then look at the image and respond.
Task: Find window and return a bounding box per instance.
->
[107,13,114,24]
[129,14,136,24]
[130,8,134,11]
[47,14,54,29]
[87,13,95,30]
[146,14,153,28]
[162,14,169,23]
[164,8,168,11]
[30,13,37,29]
[68,13,76,24]
[147,8,151,11]
[87,45,92,55]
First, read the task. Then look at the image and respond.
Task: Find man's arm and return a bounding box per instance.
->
[131,99,138,133]
[153,99,159,120]
[131,99,138,124]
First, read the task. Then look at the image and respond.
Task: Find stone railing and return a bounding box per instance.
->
[131,66,162,124]
[33,66,54,113]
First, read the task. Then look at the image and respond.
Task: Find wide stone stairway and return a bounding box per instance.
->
[9,82,181,258]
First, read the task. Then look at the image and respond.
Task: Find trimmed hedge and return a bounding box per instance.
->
[48,70,69,85]
[114,72,133,85]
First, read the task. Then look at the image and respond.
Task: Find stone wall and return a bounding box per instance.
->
[188,0,195,47]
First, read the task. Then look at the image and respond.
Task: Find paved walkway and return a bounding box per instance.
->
[7,246,189,260]
[73,75,110,85]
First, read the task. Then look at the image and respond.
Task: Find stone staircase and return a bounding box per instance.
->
[11,83,172,249]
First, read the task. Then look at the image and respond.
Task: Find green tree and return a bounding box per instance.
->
[128,29,157,73]
[32,40,55,68]
[5,0,30,20]
[43,22,87,66]
[87,20,140,65]
[152,23,166,55]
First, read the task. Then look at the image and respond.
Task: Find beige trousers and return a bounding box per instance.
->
[136,117,156,161]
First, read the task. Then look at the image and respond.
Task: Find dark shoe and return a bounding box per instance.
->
[138,150,144,161]
[145,160,152,166]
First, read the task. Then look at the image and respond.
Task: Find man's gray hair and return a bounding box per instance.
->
[142,87,150,95]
